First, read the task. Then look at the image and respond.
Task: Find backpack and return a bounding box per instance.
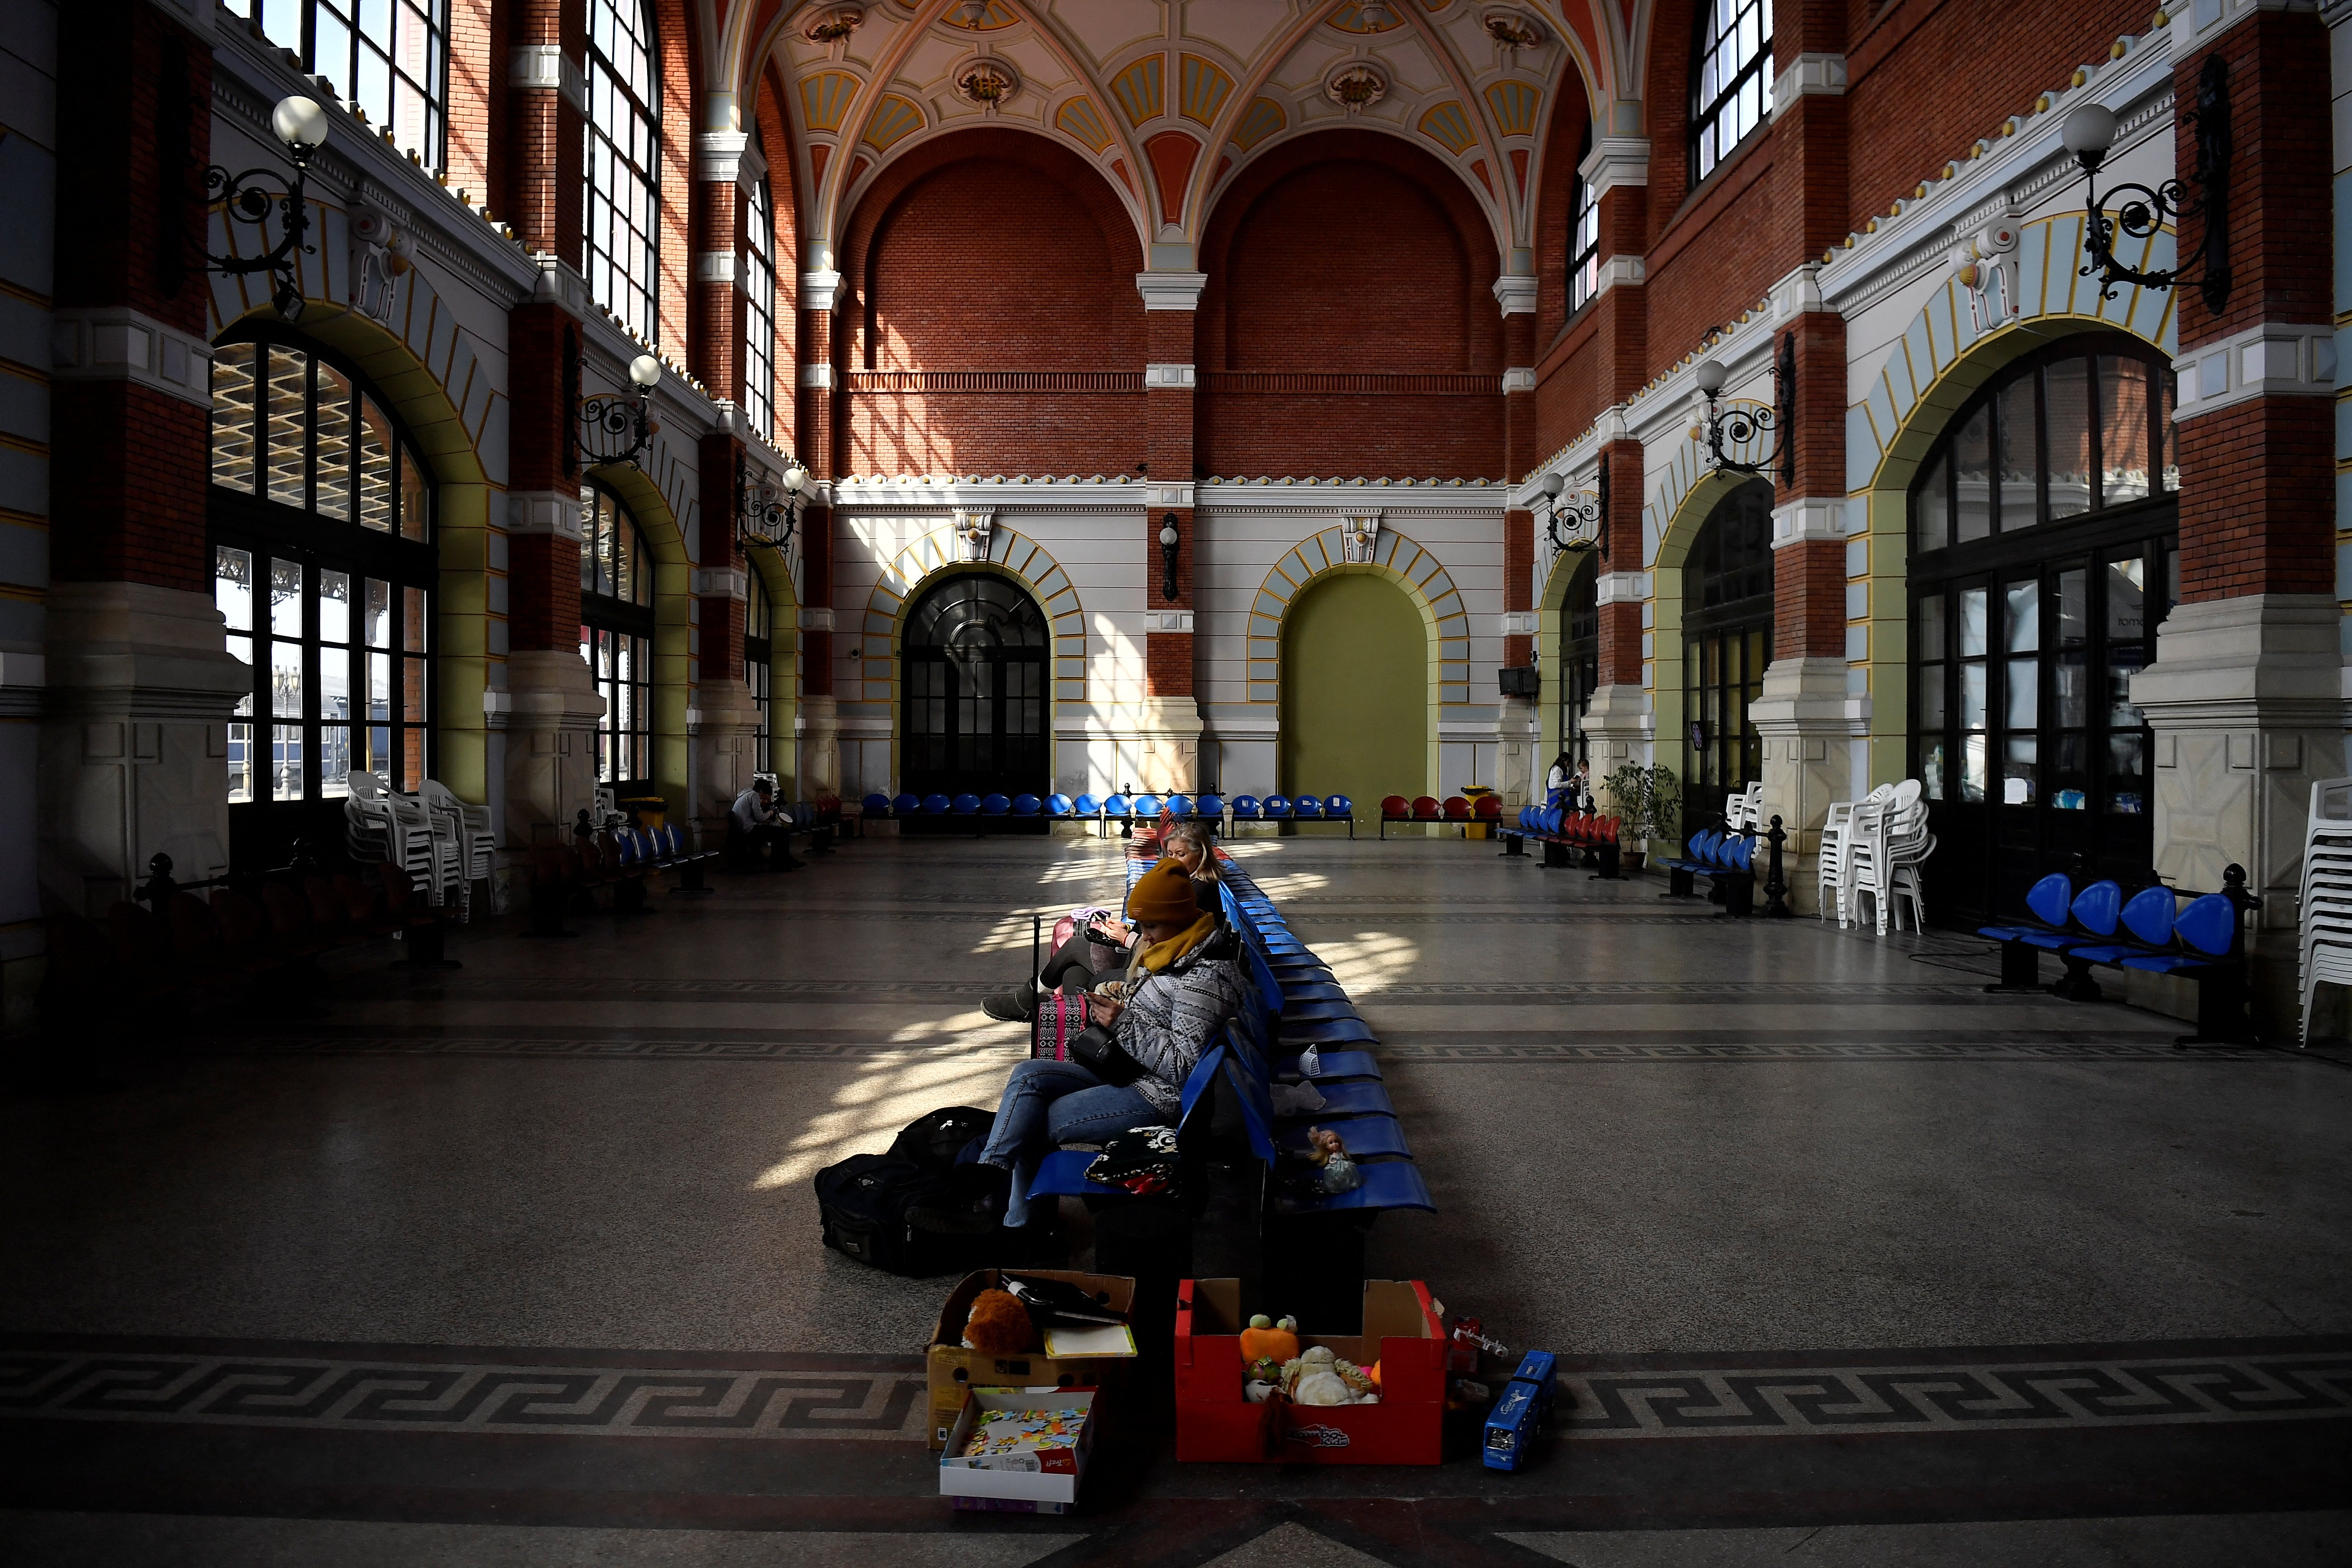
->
[815,1107,1000,1276]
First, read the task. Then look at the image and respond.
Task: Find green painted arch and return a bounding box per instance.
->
[206,222,498,807]
[584,461,694,815]
[744,542,801,787]
[1279,570,1434,812]
[1245,525,1471,710]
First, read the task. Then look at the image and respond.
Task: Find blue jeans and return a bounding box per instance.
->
[981,1059,1163,1226]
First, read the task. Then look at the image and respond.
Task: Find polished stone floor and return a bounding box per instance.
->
[3,832,2349,1565]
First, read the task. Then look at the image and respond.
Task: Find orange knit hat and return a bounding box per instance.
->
[1124,858,1198,927]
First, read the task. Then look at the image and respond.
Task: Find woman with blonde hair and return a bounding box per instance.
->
[980,817,1222,1022]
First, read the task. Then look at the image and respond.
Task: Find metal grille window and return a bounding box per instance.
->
[743,175,777,439]
[237,0,448,167]
[1680,480,1775,827]
[585,0,662,341]
[1908,336,2179,921]
[1566,125,1601,316]
[1691,0,1773,185]
[745,579,773,773]
[209,337,434,856]
[1557,556,1598,766]
[580,485,656,787]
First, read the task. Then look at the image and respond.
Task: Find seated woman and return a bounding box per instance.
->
[924,858,1244,1231]
[982,818,1223,1022]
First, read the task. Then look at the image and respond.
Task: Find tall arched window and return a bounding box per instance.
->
[743,175,777,439]
[1556,555,1598,767]
[1682,479,1775,826]
[580,485,656,787]
[585,0,662,340]
[1566,124,1601,316]
[1910,336,2179,920]
[209,334,436,861]
[745,580,773,775]
[1691,0,1772,185]
[233,1,449,168]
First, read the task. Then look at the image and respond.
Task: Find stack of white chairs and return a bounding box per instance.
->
[423,780,497,921]
[1818,782,1895,920]
[1842,779,1936,934]
[2297,776,2352,1044]
[1723,781,1764,833]
[344,770,440,896]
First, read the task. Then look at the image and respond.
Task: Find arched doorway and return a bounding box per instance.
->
[1682,480,1775,827]
[900,573,1048,802]
[1556,553,1598,770]
[1908,334,2179,922]
[1279,572,1429,815]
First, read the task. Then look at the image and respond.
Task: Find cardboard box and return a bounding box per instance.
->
[938,1386,1099,1514]
[1173,1277,1446,1465]
[927,1268,1136,1449]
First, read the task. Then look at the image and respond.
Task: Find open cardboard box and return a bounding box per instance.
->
[937,1386,1099,1514]
[927,1268,1136,1449]
[1174,1278,1446,1465]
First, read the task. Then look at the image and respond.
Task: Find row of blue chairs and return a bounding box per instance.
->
[1500,805,1625,877]
[1657,825,1761,915]
[1977,870,2257,1041]
[858,791,1359,837]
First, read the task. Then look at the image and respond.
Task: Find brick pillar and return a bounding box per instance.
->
[1136,274,1206,795]
[2134,3,2343,1021]
[795,260,841,795]
[688,128,760,828]
[1585,435,1652,773]
[1582,133,1650,405]
[42,0,247,913]
[502,279,602,844]
[1497,274,1539,806]
[506,0,583,264]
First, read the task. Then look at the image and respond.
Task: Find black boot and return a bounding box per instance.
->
[982,978,1039,1024]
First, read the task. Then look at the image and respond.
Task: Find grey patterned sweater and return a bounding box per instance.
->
[1114,927,1245,1119]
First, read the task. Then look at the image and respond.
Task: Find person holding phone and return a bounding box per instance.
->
[918,858,1244,1232]
[980,819,1222,1022]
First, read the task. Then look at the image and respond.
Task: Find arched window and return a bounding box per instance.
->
[1557,555,1598,766]
[743,175,777,439]
[579,486,656,787]
[901,574,1048,801]
[232,1,449,168]
[1682,479,1774,825]
[745,577,773,775]
[1909,336,2179,920]
[209,335,436,857]
[1566,124,1601,316]
[1691,0,1772,185]
[585,0,662,340]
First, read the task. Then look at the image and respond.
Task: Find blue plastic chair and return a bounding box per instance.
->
[1102,793,1132,818]
[1074,792,1102,816]
[1264,795,1293,819]
[1026,1041,1229,1202]
[2121,893,2238,973]
[1293,795,1325,819]
[1165,793,1192,819]
[1231,795,1262,820]
[1044,793,1073,817]
[894,793,921,816]
[951,793,982,816]
[1326,795,1351,819]
[1195,793,1225,821]
[921,794,951,815]
[980,793,1010,815]
[1134,795,1163,820]
[2069,885,2180,966]
[862,792,893,817]
[1980,873,2076,943]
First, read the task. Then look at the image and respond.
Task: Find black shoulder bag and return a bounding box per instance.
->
[1068,1021,1144,1087]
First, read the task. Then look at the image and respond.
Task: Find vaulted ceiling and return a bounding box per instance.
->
[707,1,1651,267]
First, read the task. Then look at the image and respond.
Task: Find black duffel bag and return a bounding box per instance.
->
[815,1106,999,1276]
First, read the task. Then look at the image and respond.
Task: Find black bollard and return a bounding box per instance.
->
[1762,815,1791,918]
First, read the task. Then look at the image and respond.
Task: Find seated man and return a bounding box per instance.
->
[918,858,1243,1231]
[729,778,801,871]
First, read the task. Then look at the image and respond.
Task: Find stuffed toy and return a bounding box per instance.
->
[963,1288,1036,1356]
[1239,1313,1298,1364]
[1304,1127,1362,1194]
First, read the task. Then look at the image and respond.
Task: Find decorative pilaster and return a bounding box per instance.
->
[795,256,841,794]
[1139,273,1203,789]
[1497,273,1539,805]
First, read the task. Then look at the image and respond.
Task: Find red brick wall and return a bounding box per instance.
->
[445,0,499,202]
[1774,539,1847,660]
[1535,324,1601,458]
[755,69,800,394]
[2176,397,2333,601]
[836,131,1146,475]
[50,386,208,589]
[1533,76,1592,351]
[655,0,696,356]
[1641,139,1778,384]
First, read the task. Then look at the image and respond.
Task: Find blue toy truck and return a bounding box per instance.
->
[1481,1350,1557,1471]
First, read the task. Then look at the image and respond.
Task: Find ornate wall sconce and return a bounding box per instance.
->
[574,351,662,469]
[1538,463,1609,558]
[1159,513,1181,602]
[201,95,331,322]
[1693,333,1794,487]
[2061,57,2232,314]
[738,454,809,549]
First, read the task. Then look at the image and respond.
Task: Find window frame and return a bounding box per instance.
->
[236,0,449,170]
[584,0,663,342]
[1565,122,1601,318]
[743,174,778,440]
[1689,0,1775,188]
[745,576,773,776]
[579,483,658,792]
[1680,479,1775,828]
[207,331,438,845]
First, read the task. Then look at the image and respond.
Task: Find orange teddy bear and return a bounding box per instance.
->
[963,1288,1036,1355]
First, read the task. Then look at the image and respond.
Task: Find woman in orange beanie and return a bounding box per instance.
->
[918,858,1244,1232]
[981,820,1221,1022]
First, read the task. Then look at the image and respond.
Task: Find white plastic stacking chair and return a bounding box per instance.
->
[1838,800,1888,931]
[1822,784,1896,926]
[422,780,496,921]
[385,791,455,905]
[2299,777,2352,1042]
[343,790,395,863]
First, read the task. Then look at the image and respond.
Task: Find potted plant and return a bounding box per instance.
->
[1599,761,1679,872]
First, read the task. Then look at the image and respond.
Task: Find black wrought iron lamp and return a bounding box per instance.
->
[201,94,332,322]
[1159,512,1181,602]
[1692,334,1794,487]
[1537,464,1609,557]
[575,352,663,468]
[2061,57,2232,314]
[738,453,811,549]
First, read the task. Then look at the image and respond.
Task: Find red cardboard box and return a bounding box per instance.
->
[1173,1277,1446,1465]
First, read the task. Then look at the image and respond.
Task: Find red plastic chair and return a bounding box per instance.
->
[1410,795,1441,821]
[1441,796,1470,820]
[1380,795,1410,820]
[1473,795,1502,820]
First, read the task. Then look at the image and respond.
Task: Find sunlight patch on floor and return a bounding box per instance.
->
[749,1046,1020,1191]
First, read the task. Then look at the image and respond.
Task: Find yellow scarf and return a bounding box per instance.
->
[1130,911,1218,977]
